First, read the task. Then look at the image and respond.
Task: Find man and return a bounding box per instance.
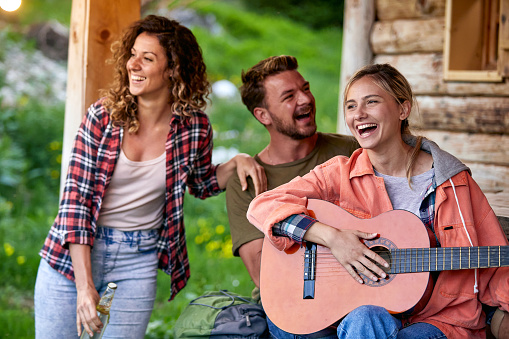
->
[225,55,358,290]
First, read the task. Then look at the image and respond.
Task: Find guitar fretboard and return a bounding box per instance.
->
[389,246,509,274]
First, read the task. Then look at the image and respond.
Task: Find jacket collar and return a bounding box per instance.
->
[347,136,470,187]
[348,149,375,179]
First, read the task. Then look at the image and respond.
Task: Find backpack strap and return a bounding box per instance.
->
[189,289,256,310]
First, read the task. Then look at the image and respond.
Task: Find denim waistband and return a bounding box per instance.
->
[95,226,159,242]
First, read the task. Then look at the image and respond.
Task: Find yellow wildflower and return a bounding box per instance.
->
[195,235,204,245]
[206,240,220,252]
[49,141,61,151]
[215,225,225,235]
[4,243,14,257]
[197,218,208,228]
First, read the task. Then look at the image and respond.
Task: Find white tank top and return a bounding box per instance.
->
[97,149,166,231]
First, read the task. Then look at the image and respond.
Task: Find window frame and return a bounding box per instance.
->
[444,0,508,82]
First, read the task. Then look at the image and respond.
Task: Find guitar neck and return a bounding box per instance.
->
[390,246,509,274]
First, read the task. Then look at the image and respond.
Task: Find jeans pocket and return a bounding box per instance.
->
[137,232,159,253]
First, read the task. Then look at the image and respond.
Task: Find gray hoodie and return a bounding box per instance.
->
[403,135,470,187]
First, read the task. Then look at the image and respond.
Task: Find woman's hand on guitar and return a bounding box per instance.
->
[304,222,389,284]
[329,229,389,284]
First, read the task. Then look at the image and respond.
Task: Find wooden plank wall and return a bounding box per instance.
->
[371,0,509,225]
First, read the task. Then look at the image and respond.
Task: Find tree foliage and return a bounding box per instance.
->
[239,0,344,29]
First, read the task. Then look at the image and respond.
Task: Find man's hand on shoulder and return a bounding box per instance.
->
[233,153,267,195]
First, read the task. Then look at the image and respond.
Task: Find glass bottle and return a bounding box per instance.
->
[80,282,117,339]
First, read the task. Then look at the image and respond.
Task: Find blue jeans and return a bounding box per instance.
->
[268,318,337,339]
[268,305,446,339]
[34,226,160,339]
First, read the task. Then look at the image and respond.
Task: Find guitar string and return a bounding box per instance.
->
[302,247,506,274]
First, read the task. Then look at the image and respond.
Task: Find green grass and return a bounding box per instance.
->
[0,1,343,337]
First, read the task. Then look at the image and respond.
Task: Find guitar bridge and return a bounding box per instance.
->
[303,242,317,299]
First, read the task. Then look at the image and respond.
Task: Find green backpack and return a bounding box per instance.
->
[174,290,269,338]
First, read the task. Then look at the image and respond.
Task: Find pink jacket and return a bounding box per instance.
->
[247,148,509,338]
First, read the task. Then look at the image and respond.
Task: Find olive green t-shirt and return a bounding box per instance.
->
[225,132,359,256]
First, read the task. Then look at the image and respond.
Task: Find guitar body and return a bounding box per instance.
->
[260,199,431,335]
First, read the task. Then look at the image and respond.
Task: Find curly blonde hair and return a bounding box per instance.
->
[101,15,210,133]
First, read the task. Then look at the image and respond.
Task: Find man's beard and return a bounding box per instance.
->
[269,104,317,140]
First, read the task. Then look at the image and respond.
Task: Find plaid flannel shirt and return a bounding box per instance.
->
[39,99,222,300]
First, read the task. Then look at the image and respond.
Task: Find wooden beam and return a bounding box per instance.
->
[338,0,375,135]
[499,0,509,76]
[418,129,509,166]
[374,53,509,95]
[62,0,87,188]
[86,1,141,106]
[411,95,509,134]
[376,0,446,20]
[486,192,509,222]
[467,162,509,193]
[61,0,140,193]
[371,18,444,54]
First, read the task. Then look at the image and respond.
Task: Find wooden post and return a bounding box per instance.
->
[337,0,375,134]
[500,0,509,76]
[60,0,140,193]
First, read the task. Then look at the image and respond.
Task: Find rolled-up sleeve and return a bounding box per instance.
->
[247,163,332,251]
[273,214,317,243]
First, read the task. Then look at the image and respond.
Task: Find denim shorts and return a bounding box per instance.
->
[34,226,160,339]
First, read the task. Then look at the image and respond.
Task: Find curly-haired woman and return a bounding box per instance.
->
[34,15,266,338]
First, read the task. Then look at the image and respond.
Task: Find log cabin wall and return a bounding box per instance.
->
[342,0,509,232]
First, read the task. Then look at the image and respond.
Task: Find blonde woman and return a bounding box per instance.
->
[247,64,508,338]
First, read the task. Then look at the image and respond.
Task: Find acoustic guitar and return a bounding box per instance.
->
[260,199,509,334]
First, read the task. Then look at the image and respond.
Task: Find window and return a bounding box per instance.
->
[444,0,509,82]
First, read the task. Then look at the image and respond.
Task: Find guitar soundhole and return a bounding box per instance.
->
[372,246,391,274]
[361,241,396,287]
